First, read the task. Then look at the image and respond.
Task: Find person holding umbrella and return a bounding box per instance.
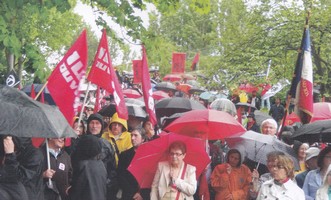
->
[316,165,331,200]
[211,148,252,200]
[150,141,197,200]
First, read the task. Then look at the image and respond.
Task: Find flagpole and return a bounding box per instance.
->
[78,81,91,126]
[279,13,310,139]
[45,138,53,187]
[34,81,48,100]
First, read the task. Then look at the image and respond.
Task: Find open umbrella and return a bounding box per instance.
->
[98,98,146,119]
[0,85,76,138]
[210,98,237,117]
[291,119,331,143]
[188,86,205,94]
[285,112,300,126]
[253,110,273,127]
[128,133,210,188]
[122,88,142,99]
[239,83,259,93]
[163,74,182,82]
[154,82,177,92]
[311,102,331,122]
[225,130,299,170]
[164,110,246,140]
[155,97,206,118]
[21,84,56,105]
[177,84,192,94]
[152,90,169,101]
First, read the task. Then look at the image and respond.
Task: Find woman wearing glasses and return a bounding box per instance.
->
[211,148,252,200]
[257,154,304,200]
[151,141,197,200]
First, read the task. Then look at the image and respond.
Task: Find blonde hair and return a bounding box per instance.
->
[276,154,295,179]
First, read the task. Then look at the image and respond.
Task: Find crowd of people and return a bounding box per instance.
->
[0,73,328,200]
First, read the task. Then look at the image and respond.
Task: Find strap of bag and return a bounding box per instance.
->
[175,163,188,200]
[110,137,120,156]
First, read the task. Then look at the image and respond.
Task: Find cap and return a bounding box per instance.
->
[305,147,320,161]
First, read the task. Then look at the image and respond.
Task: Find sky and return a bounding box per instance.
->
[73,1,155,65]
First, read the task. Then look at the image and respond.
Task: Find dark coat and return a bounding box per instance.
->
[14,137,45,200]
[69,159,107,200]
[41,145,72,200]
[247,123,260,133]
[0,153,29,200]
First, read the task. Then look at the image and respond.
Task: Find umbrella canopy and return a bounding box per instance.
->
[154,82,177,92]
[0,85,76,138]
[128,133,210,188]
[152,90,169,101]
[122,88,142,99]
[162,74,182,82]
[188,86,205,94]
[98,98,146,118]
[164,110,246,140]
[311,102,331,122]
[291,119,331,143]
[253,110,273,127]
[181,73,196,80]
[239,83,259,93]
[177,84,192,94]
[21,84,56,105]
[210,98,237,117]
[155,97,206,118]
[199,91,215,101]
[285,112,300,126]
[226,130,299,170]
[161,113,184,129]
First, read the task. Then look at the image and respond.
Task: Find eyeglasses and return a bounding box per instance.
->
[270,165,285,170]
[169,152,183,157]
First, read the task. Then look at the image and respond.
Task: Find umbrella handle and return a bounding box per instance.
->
[45,139,53,187]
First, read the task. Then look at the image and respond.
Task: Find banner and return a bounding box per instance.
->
[172,52,186,74]
[132,60,143,84]
[5,69,20,87]
[262,79,290,100]
[47,29,88,124]
[141,46,157,125]
[87,29,128,119]
[190,52,200,71]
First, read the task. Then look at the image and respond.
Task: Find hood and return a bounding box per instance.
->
[226,146,246,166]
[86,113,104,137]
[109,112,128,132]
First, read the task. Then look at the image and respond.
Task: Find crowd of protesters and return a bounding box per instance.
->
[1,72,330,200]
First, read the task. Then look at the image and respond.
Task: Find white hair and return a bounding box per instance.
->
[261,118,278,130]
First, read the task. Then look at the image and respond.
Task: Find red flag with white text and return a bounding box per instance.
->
[141,46,157,125]
[93,86,102,113]
[87,29,128,119]
[132,60,143,84]
[172,52,186,74]
[47,29,88,124]
[191,53,200,71]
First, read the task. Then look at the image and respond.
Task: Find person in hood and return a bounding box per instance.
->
[68,134,107,200]
[211,148,252,200]
[0,136,45,200]
[75,113,118,200]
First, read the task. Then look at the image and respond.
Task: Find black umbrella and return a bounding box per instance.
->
[291,119,331,143]
[154,82,177,92]
[155,97,206,119]
[21,83,56,105]
[188,86,205,94]
[0,85,76,138]
[253,110,273,127]
[226,130,300,170]
[98,98,147,119]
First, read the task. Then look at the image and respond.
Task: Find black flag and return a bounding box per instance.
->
[5,70,20,87]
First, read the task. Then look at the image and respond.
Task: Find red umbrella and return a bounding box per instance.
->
[128,133,210,188]
[122,88,142,98]
[152,90,169,100]
[163,74,182,82]
[239,83,259,93]
[311,102,331,122]
[177,84,192,94]
[285,112,300,126]
[164,109,246,140]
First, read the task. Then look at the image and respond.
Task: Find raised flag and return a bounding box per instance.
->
[87,29,128,119]
[47,29,88,124]
[93,86,102,113]
[132,60,143,84]
[191,52,200,71]
[289,25,313,124]
[5,69,20,87]
[172,52,186,74]
[262,79,290,100]
[141,46,157,125]
[30,84,36,99]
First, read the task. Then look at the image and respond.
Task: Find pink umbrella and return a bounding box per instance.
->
[163,74,182,82]
[152,90,169,100]
[122,88,142,98]
[311,102,331,122]
[164,109,246,140]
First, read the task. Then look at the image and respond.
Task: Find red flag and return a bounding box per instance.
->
[30,84,36,99]
[40,91,45,103]
[191,52,200,71]
[172,52,186,74]
[47,29,88,124]
[93,86,102,113]
[141,46,157,125]
[87,29,128,119]
[132,60,143,84]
